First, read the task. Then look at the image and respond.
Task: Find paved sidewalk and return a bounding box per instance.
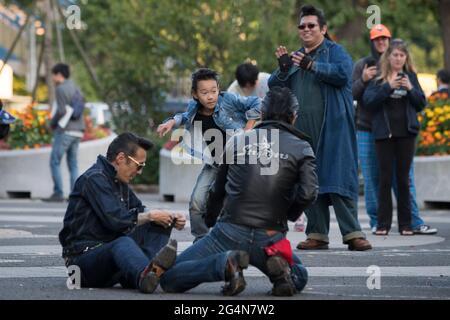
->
[0,194,449,300]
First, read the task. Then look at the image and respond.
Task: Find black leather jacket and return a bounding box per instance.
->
[205,121,319,232]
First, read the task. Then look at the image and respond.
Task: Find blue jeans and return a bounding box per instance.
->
[50,132,81,196]
[357,130,424,229]
[67,223,170,289]
[189,164,219,241]
[160,222,308,293]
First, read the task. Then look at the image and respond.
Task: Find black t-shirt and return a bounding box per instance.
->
[385,96,410,138]
[193,112,226,160]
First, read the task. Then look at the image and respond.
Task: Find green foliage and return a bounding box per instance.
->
[53,0,447,183]
[7,105,52,150]
[13,75,48,102]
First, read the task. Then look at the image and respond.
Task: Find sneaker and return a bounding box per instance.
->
[222,251,249,296]
[42,193,65,202]
[347,238,372,251]
[371,226,377,235]
[296,239,329,250]
[138,239,177,293]
[266,255,297,296]
[413,225,438,235]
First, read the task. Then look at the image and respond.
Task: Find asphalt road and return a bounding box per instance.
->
[0,194,449,300]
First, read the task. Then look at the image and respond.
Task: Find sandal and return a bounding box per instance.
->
[400,229,414,236]
[375,229,389,236]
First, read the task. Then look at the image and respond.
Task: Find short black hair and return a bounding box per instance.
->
[235,63,259,88]
[261,87,299,123]
[106,132,153,162]
[437,69,450,84]
[299,5,327,28]
[51,63,70,79]
[191,68,219,93]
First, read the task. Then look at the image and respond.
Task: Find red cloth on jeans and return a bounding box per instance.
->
[264,238,294,266]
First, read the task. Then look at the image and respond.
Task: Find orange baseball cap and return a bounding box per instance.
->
[370,24,392,40]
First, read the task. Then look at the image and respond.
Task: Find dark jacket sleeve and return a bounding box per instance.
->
[268,68,294,89]
[287,143,319,222]
[407,73,427,112]
[128,188,146,213]
[352,58,368,101]
[82,173,138,234]
[362,80,392,111]
[204,163,228,228]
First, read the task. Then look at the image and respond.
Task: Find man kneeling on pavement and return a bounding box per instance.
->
[158,87,319,296]
[59,132,185,293]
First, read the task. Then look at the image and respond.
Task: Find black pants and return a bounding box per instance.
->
[375,137,416,232]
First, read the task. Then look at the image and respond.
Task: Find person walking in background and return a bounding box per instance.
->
[353,25,437,235]
[157,68,261,242]
[363,39,427,236]
[45,63,85,202]
[227,62,270,98]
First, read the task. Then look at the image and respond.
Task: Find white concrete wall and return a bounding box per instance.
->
[414,155,450,206]
[159,148,203,202]
[0,135,116,199]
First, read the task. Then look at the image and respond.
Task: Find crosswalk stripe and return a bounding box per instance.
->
[1,266,449,279]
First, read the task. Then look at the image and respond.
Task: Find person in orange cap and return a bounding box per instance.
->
[352,25,438,235]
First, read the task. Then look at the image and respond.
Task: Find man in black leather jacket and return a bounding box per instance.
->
[159,87,318,297]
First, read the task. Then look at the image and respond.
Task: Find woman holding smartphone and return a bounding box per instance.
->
[362,39,426,236]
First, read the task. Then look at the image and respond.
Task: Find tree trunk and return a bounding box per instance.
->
[0,10,32,74]
[55,2,104,97]
[51,0,65,63]
[439,0,450,70]
[43,0,55,106]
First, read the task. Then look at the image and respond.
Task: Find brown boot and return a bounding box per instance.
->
[347,238,372,251]
[296,239,329,250]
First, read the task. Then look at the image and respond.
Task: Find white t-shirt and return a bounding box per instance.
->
[227,72,271,98]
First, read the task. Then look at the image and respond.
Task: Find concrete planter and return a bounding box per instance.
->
[159,147,203,202]
[414,155,450,206]
[0,134,116,199]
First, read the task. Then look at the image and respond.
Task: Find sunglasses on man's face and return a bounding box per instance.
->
[298,23,319,30]
[127,155,146,171]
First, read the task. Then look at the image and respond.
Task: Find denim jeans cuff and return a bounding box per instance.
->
[307,233,329,243]
[217,252,230,281]
[342,231,366,244]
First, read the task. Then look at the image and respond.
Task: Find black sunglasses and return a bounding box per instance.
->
[298,23,318,30]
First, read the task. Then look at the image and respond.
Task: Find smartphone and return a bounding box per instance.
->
[366,57,377,68]
[397,72,405,80]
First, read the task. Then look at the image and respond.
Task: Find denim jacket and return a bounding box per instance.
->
[269,38,359,201]
[168,92,261,164]
[59,155,146,258]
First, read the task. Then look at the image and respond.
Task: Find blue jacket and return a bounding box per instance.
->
[169,92,261,164]
[268,38,359,201]
[362,71,426,140]
[59,155,151,258]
